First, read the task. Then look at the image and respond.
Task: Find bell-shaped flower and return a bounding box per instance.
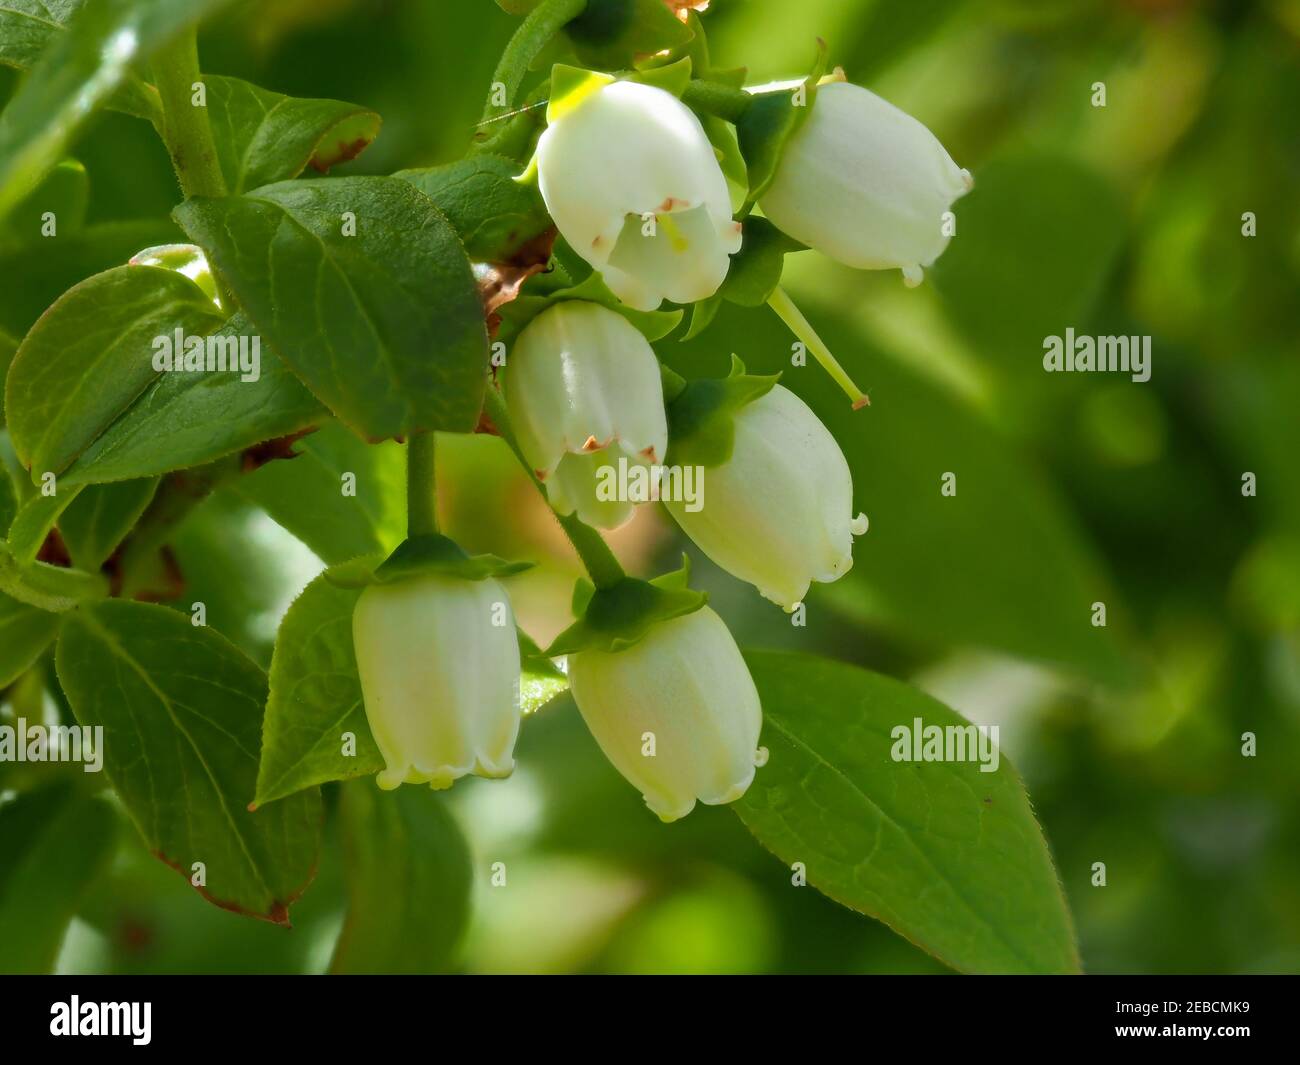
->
[569,606,764,822]
[665,384,868,610]
[352,572,521,790]
[760,81,972,286]
[533,76,742,311]
[505,300,667,530]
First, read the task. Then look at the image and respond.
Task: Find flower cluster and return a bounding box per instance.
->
[352,14,968,820]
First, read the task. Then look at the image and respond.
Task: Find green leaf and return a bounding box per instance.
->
[232,421,405,564]
[4,486,83,564]
[174,176,489,441]
[395,154,552,262]
[55,600,322,923]
[205,74,381,194]
[254,562,383,808]
[5,264,226,478]
[330,781,473,974]
[735,650,1079,975]
[0,592,61,687]
[57,477,159,569]
[0,1,84,72]
[61,312,326,487]
[0,453,18,533]
[0,784,117,974]
[0,0,231,219]
[0,539,107,611]
[0,158,87,251]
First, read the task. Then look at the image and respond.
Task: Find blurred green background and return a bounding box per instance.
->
[2,0,1299,974]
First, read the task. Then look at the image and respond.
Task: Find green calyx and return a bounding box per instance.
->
[544,554,707,656]
[325,535,533,589]
[736,39,830,211]
[496,270,683,346]
[665,354,780,469]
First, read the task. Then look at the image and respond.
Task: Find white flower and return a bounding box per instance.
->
[534,78,742,311]
[665,385,867,610]
[352,573,521,790]
[505,300,667,530]
[569,606,764,822]
[760,81,972,286]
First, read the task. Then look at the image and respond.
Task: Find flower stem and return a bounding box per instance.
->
[406,431,439,537]
[152,28,227,201]
[482,384,626,589]
[682,79,754,123]
[767,286,870,409]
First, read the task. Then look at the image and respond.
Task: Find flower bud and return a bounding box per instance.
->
[534,77,742,311]
[129,243,221,306]
[666,384,867,610]
[505,300,667,530]
[760,81,972,286]
[569,606,764,822]
[352,572,521,790]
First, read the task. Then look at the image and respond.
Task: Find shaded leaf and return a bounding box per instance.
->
[0,591,61,687]
[0,784,117,973]
[232,421,405,564]
[331,781,473,974]
[55,600,322,923]
[57,477,159,569]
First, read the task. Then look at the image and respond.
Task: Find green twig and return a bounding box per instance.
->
[151,27,227,201]
[406,431,439,537]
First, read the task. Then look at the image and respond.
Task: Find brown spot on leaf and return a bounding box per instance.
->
[241,427,319,473]
[309,136,372,174]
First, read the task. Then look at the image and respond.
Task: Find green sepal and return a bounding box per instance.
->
[544,555,707,657]
[665,354,781,468]
[736,39,830,211]
[0,539,107,612]
[683,293,722,341]
[496,271,683,346]
[546,64,616,125]
[323,536,533,588]
[627,56,693,98]
[517,626,566,681]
